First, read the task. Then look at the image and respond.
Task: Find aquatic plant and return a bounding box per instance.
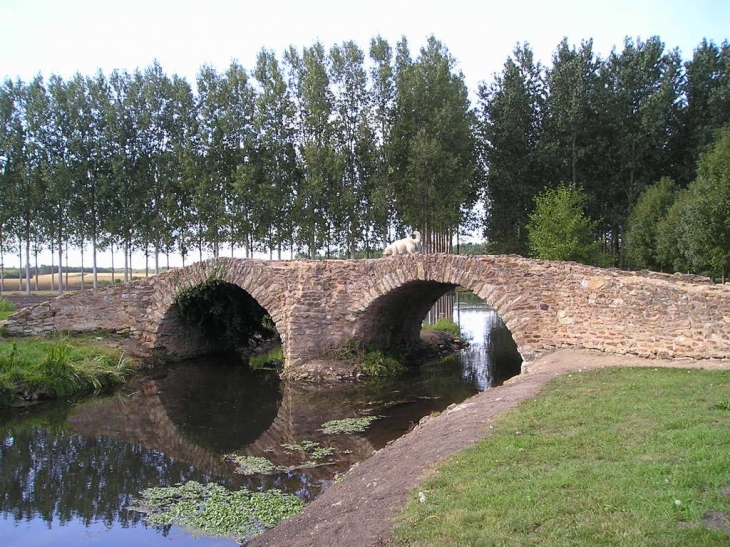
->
[355,350,407,377]
[281,440,335,460]
[133,481,304,542]
[320,415,382,434]
[224,455,277,475]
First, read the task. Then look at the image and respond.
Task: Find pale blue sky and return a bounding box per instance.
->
[1,0,728,267]
[2,0,729,95]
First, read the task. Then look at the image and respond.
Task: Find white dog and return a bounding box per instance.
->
[383,231,421,256]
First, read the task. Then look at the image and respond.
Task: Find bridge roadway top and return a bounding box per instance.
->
[6,254,730,371]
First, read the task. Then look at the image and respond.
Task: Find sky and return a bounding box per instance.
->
[1,0,729,268]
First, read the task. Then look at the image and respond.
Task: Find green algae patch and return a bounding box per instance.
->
[281,440,335,460]
[320,415,382,434]
[224,455,277,475]
[132,481,305,542]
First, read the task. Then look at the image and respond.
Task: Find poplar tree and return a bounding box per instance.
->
[368,36,396,249]
[330,40,376,258]
[676,39,730,186]
[478,43,546,254]
[247,48,299,259]
[389,36,478,252]
[596,36,682,258]
[288,42,338,258]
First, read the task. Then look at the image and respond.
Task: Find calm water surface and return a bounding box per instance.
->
[0,295,520,546]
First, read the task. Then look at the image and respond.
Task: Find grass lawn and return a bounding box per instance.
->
[0,334,136,407]
[390,367,730,546]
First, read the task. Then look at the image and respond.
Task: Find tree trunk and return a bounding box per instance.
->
[34,245,39,292]
[92,237,98,289]
[81,246,85,290]
[58,234,64,296]
[24,237,31,296]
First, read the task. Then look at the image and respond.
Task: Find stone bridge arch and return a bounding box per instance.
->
[140,259,294,361]
[6,254,730,371]
[344,254,538,363]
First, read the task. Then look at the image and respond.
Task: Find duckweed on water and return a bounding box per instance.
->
[132,481,305,542]
[224,455,277,475]
[320,416,382,434]
[281,440,335,460]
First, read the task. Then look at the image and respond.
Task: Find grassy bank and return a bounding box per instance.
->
[390,367,730,546]
[0,334,136,407]
[0,296,16,321]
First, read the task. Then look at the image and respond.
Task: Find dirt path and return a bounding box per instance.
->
[247,349,730,547]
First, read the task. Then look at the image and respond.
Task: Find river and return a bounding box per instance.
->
[0,293,521,546]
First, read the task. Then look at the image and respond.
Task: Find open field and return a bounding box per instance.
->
[1,271,152,292]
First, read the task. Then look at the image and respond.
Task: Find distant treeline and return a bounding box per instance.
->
[1,34,729,283]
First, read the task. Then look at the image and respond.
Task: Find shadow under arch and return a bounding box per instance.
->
[353,280,458,353]
[352,276,524,378]
[153,279,281,360]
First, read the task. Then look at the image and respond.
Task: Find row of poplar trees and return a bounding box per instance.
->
[1,34,729,289]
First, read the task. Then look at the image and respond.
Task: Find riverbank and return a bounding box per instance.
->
[247,349,730,547]
[0,332,137,407]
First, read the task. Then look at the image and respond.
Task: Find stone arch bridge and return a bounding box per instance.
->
[7,254,730,371]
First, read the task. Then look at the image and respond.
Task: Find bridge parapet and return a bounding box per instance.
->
[6,255,730,371]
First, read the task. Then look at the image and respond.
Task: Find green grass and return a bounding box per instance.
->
[0,334,135,407]
[0,297,16,320]
[422,317,461,337]
[390,367,730,546]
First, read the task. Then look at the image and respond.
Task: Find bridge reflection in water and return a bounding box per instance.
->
[0,294,520,546]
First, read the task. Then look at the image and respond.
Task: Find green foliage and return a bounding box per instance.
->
[388,37,479,240]
[681,126,730,281]
[134,481,305,542]
[391,367,730,546]
[624,177,678,271]
[479,43,546,255]
[0,336,134,406]
[655,188,693,273]
[320,415,382,434]
[174,278,276,350]
[353,350,407,377]
[0,297,16,320]
[2,36,729,265]
[422,317,461,337]
[526,183,608,265]
[281,440,335,460]
[247,347,284,370]
[224,455,277,475]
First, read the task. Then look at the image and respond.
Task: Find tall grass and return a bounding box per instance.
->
[0,335,135,407]
[0,297,16,320]
[391,367,730,546]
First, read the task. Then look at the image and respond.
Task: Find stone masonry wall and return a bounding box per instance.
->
[6,255,730,370]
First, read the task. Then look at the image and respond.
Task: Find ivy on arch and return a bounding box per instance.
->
[174,278,276,351]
